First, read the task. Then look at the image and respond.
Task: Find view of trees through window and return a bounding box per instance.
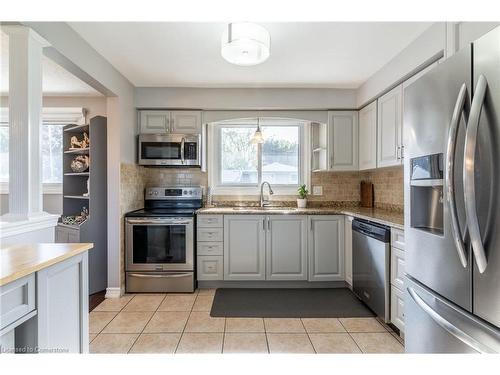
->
[0,124,64,184]
[219,123,300,185]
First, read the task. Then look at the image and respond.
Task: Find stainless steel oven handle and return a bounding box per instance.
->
[407,286,493,353]
[126,219,192,225]
[446,82,468,268]
[128,272,192,279]
[464,74,488,273]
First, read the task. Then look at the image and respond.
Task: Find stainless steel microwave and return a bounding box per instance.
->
[138,134,201,166]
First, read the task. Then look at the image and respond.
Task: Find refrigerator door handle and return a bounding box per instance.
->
[407,286,494,353]
[464,74,488,273]
[446,83,469,268]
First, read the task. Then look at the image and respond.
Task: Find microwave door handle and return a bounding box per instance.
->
[464,74,488,273]
[446,82,468,268]
[181,137,185,165]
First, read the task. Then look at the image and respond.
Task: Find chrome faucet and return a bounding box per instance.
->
[260,181,274,207]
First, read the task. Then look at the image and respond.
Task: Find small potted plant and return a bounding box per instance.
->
[297,184,308,208]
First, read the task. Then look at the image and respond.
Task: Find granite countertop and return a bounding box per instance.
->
[197,206,404,229]
[0,243,93,286]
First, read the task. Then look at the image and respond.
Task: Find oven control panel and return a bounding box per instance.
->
[145,186,202,200]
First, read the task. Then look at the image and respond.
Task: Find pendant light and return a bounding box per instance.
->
[221,23,270,66]
[251,118,264,144]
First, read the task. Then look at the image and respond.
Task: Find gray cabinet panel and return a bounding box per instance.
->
[308,215,345,281]
[224,215,266,280]
[266,216,307,280]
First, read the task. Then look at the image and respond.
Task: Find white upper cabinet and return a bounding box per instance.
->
[139,110,171,134]
[308,215,345,281]
[328,111,358,171]
[377,85,403,167]
[170,111,202,133]
[358,101,377,170]
[139,110,202,134]
[266,216,308,281]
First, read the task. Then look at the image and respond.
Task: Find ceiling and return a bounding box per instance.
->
[0,31,102,96]
[69,22,432,89]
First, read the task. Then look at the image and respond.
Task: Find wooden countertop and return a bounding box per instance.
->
[0,243,93,286]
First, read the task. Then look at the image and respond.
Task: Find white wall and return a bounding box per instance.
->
[24,22,136,295]
[135,87,357,110]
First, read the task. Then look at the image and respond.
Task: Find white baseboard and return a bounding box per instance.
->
[105,287,124,298]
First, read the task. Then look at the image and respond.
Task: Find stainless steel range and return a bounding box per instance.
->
[125,186,202,293]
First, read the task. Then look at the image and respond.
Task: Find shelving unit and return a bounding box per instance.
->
[311,122,328,171]
[55,115,107,295]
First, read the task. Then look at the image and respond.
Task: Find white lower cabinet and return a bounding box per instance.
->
[224,215,266,280]
[197,214,224,281]
[344,216,354,285]
[391,285,405,332]
[197,256,223,280]
[266,216,308,280]
[308,215,345,281]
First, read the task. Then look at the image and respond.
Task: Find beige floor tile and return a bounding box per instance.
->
[301,318,346,333]
[122,295,165,312]
[266,333,315,353]
[197,288,216,296]
[90,333,138,354]
[102,311,154,333]
[93,295,134,312]
[143,311,190,333]
[223,333,268,353]
[89,333,97,343]
[351,333,404,353]
[129,333,181,354]
[339,318,387,333]
[192,295,214,311]
[185,312,225,333]
[309,333,361,353]
[89,311,117,334]
[176,333,223,353]
[226,318,265,333]
[264,318,305,333]
[158,294,196,311]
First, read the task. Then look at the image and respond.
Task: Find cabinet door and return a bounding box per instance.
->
[391,247,406,290]
[266,216,307,280]
[170,111,202,134]
[391,285,405,333]
[344,216,354,286]
[328,111,358,171]
[139,110,170,134]
[197,256,223,281]
[224,215,266,280]
[377,85,402,167]
[308,215,345,281]
[358,101,377,170]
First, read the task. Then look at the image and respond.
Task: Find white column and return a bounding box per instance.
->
[2,26,47,221]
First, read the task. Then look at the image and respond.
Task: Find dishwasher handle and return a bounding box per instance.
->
[352,219,391,243]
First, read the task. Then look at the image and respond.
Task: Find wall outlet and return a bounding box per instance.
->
[312,186,323,196]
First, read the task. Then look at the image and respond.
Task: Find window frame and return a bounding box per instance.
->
[208,117,310,196]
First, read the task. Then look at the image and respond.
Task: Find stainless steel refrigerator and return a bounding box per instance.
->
[404,26,500,353]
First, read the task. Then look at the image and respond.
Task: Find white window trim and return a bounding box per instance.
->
[207,118,310,196]
[0,182,62,195]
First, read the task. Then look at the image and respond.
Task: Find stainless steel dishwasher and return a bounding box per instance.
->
[352,218,391,322]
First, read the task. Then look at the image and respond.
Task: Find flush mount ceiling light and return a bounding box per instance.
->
[221,23,270,66]
[251,118,264,144]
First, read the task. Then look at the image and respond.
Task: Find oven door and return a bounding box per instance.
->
[125,217,194,271]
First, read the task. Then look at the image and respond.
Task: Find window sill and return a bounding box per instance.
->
[0,183,62,195]
[211,185,300,196]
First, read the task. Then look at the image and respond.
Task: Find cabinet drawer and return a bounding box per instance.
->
[197,256,223,280]
[391,228,405,250]
[197,215,223,228]
[198,227,223,242]
[197,242,223,256]
[391,247,405,290]
[391,285,405,333]
[0,274,36,331]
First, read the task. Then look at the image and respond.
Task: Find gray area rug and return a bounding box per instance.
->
[210,288,375,318]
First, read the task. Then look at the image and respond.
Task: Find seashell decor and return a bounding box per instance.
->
[70,155,90,173]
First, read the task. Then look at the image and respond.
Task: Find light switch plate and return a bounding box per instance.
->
[312,186,323,195]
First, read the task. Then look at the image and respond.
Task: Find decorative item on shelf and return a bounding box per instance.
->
[83,178,90,197]
[70,132,90,149]
[297,184,309,208]
[70,155,90,173]
[61,207,89,226]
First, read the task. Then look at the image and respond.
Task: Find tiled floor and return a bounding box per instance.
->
[89,289,404,354]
